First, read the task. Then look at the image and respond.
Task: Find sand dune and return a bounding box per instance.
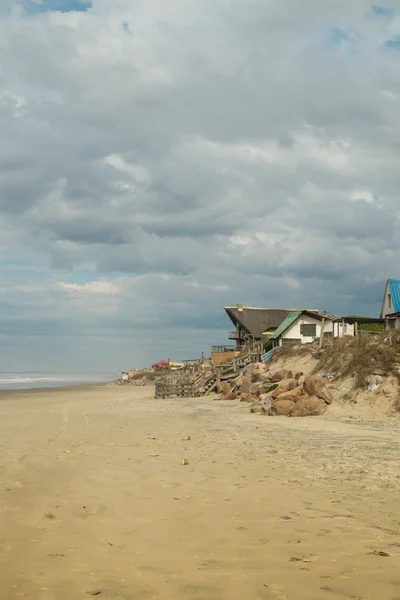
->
[0,385,399,599]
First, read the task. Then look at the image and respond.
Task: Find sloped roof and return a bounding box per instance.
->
[389,279,400,313]
[269,311,302,340]
[224,306,299,338]
[269,310,325,340]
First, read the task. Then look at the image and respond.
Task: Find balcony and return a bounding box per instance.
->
[228,331,239,340]
[211,345,237,354]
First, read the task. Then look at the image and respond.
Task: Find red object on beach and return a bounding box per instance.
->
[152,360,169,370]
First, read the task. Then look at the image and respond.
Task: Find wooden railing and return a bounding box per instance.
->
[154,339,263,399]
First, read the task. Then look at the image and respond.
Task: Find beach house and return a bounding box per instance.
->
[381,279,400,329]
[269,310,330,347]
[224,305,320,350]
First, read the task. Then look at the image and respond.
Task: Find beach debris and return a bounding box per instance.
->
[182,435,191,441]
[290,554,318,563]
[88,591,102,596]
[181,458,189,465]
[368,550,390,557]
[367,375,383,392]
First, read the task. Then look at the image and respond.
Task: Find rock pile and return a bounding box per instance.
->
[116,375,153,386]
[217,363,334,418]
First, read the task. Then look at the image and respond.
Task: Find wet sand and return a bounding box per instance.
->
[1,385,400,600]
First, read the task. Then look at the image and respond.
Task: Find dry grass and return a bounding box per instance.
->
[315,336,398,388]
[271,342,317,363]
[130,370,169,381]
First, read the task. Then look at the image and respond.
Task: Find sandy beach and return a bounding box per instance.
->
[1,386,400,600]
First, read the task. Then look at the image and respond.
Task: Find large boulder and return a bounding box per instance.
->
[303,376,333,405]
[291,396,326,417]
[271,400,296,416]
[234,374,244,389]
[240,393,258,403]
[240,377,252,394]
[249,401,271,414]
[218,381,232,397]
[258,372,273,383]
[275,386,303,403]
[271,379,298,399]
[249,382,264,396]
[259,393,273,404]
[270,369,288,382]
[253,362,268,374]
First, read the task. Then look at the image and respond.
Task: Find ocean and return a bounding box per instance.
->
[0,372,115,390]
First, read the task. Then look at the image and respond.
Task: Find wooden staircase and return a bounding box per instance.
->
[154,341,263,399]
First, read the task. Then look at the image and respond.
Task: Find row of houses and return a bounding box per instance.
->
[210,278,400,363]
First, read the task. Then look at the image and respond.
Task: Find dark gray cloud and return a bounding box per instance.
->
[0,0,399,370]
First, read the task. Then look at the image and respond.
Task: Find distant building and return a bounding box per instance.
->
[152,360,169,370]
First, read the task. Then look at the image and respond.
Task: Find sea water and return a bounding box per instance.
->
[0,372,115,390]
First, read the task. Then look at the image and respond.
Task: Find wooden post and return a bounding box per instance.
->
[216,368,221,394]
[319,318,326,348]
[355,322,358,338]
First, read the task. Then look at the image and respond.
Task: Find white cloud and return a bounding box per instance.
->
[0,0,399,370]
[58,280,119,294]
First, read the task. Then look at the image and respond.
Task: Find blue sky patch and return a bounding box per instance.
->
[385,35,400,49]
[371,4,395,18]
[121,21,133,35]
[22,0,92,15]
[329,26,361,49]
[330,27,353,44]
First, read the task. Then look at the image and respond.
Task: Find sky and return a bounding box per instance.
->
[0,0,400,372]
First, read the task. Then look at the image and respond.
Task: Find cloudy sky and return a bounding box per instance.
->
[0,0,399,372]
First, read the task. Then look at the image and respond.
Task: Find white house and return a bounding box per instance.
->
[269,311,331,347]
[269,310,357,347]
[381,279,400,329]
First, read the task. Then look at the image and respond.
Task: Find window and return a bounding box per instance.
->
[300,323,317,337]
[389,294,392,309]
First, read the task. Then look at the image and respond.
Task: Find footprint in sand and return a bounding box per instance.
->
[268,583,288,599]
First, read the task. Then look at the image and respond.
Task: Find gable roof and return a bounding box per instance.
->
[381,279,400,317]
[224,306,301,338]
[269,310,325,340]
[224,306,320,339]
[269,311,302,340]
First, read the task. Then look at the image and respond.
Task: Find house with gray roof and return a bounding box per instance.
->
[224,304,320,350]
